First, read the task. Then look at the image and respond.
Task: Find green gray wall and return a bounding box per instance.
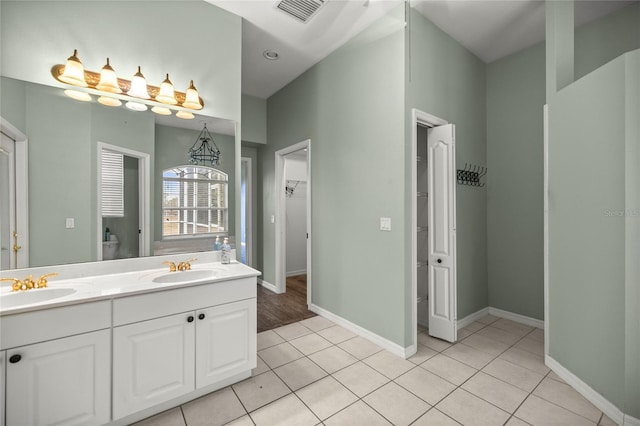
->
[406,8,488,324]
[548,49,639,419]
[486,2,640,320]
[154,125,236,241]
[265,7,408,345]
[242,95,267,145]
[104,156,140,259]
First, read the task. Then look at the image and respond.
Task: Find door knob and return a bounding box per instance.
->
[437,259,442,264]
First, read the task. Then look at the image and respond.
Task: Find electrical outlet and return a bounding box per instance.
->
[65,218,75,228]
[270,215,275,224]
[380,217,391,231]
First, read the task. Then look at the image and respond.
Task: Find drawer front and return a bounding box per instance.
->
[113,277,256,326]
[0,301,111,350]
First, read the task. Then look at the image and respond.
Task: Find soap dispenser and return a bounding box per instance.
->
[105,227,110,242]
[214,236,221,251]
[220,237,231,264]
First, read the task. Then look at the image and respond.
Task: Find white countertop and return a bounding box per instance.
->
[0,258,261,316]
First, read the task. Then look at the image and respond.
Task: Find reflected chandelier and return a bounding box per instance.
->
[189,124,221,166]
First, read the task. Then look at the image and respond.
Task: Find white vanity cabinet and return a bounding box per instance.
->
[1,350,5,426]
[112,277,257,421]
[0,301,112,426]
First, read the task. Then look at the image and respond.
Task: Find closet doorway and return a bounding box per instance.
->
[412,109,457,345]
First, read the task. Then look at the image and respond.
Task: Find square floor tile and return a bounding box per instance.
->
[273,322,313,340]
[289,333,333,355]
[505,416,531,426]
[333,361,389,397]
[364,382,431,426]
[408,344,438,365]
[413,409,461,426]
[515,395,596,426]
[232,371,291,412]
[274,357,327,391]
[461,371,528,413]
[457,328,475,341]
[420,354,477,386]
[418,333,453,352]
[308,345,358,374]
[324,401,391,426]
[296,376,358,420]
[482,358,544,392]
[533,377,601,422]
[338,336,383,359]
[476,326,522,346]
[527,328,545,342]
[599,414,617,426]
[258,342,304,369]
[464,321,488,333]
[225,415,254,426]
[499,347,549,375]
[443,343,496,369]
[250,394,320,426]
[514,336,544,357]
[437,388,510,426]
[317,325,357,344]
[476,314,500,324]
[132,407,185,426]
[299,315,335,332]
[257,330,285,351]
[547,370,566,384]
[395,365,456,405]
[462,333,510,356]
[363,350,415,379]
[252,355,270,376]
[181,387,246,426]
[491,318,534,337]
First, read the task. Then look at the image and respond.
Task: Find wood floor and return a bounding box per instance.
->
[257,274,316,333]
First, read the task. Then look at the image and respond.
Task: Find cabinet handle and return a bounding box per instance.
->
[9,354,21,364]
[198,313,205,320]
[187,316,194,323]
[437,259,442,264]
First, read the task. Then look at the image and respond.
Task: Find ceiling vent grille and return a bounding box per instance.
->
[277,0,326,23]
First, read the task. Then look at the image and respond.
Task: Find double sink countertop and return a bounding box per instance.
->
[0,255,261,316]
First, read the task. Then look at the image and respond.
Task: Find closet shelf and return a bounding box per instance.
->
[416,156,424,162]
[416,226,428,232]
[417,192,428,198]
[417,260,428,268]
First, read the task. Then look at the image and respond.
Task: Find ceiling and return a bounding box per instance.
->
[207,0,636,100]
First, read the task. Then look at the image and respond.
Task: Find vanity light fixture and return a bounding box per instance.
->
[51,49,205,119]
[188,123,221,166]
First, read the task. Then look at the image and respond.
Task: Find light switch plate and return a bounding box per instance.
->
[380,217,391,231]
[65,218,75,228]
[270,215,275,224]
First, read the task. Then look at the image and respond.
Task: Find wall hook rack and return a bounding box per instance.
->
[456,163,487,187]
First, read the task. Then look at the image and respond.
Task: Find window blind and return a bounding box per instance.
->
[101,150,124,217]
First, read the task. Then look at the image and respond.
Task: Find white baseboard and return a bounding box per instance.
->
[457,307,490,329]
[257,278,279,293]
[626,415,640,426]
[309,304,415,358]
[286,269,307,277]
[545,355,627,425]
[488,307,544,329]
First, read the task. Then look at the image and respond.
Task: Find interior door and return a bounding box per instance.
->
[1,132,17,270]
[427,124,457,342]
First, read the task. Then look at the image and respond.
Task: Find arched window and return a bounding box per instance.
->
[162,166,228,237]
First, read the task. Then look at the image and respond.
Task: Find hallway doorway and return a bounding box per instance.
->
[257,274,316,332]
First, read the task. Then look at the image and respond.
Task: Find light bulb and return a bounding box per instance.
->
[151,106,172,115]
[96,58,122,93]
[182,80,203,110]
[64,89,91,101]
[156,74,177,105]
[176,110,194,119]
[59,49,88,87]
[98,96,122,107]
[127,66,150,99]
[125,101,148,111]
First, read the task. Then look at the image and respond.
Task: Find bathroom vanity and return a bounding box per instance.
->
[0,253,260,426]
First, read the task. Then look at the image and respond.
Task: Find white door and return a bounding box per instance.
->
[1,351,5,426]
[5,330,111,426]
[1,133,17,269]
[196,299,256,388]
[113,313,195,419]
[427,124,457,342]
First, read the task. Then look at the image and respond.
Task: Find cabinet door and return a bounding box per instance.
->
[196,298,256,388]
[113,312,195,419]
[1,351,5,426]
[5,329,111,426]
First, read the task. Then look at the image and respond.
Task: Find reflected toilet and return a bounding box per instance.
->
[103,235,120,260]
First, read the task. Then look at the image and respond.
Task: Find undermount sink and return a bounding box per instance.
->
[152,269,220,284]
[0,288,77,309]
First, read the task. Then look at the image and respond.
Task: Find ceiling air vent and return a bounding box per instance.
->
[277,0,326,23]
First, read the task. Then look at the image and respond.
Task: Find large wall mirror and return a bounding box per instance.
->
[1,76,237,269]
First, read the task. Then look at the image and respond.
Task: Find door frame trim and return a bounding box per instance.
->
[274,140,311,298]
[0,117,29,268]
[96,142,151,260]
[411,109,449,351]
[241,156,253,267]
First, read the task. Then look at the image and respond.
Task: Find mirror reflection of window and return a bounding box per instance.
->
[162,166,228,238]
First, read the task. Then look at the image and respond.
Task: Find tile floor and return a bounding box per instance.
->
[134,314,616,426]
